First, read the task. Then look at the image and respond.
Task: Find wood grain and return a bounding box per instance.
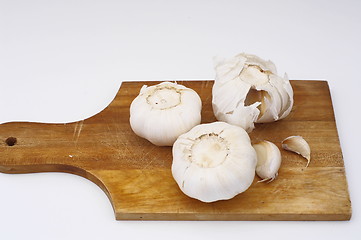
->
[0,80,352,220]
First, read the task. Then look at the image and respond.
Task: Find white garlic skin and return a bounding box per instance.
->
[172,122,257,203]
[212,53,294,132]
[130,82,202,146]
[253,140,282,182]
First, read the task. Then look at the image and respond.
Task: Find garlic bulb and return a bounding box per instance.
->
[172,122,257,203]
[130,82,202,146]
[253,140,282,182]
[282,136,311,167]
[212,53,294,132]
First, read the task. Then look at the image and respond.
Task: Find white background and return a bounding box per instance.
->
[0,0,360,239]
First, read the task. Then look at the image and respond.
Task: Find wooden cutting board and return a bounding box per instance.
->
[0,80,351,220]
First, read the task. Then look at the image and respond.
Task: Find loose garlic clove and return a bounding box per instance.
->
[282,136,311,167]
[130,82,202,146]
[212,53,294,132]
[172,122,257,203]
[253,140,282,183]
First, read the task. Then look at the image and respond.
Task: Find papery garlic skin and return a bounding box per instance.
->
[212,53,294,132]
[130,82,202,146]
[172,122,257,203]
[253,140,282,182]
[282,136,311,167]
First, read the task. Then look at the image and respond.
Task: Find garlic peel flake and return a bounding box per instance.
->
[172,122,257,203]
[130,82,202,146]
[282,136,311,167]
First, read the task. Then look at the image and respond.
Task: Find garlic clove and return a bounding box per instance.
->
[172,122,257,203]
[253,84,282,123]
[252,140,282,183]
[282,136,311,167]
[130,82,202,146]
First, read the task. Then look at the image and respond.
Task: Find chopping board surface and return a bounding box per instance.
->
[0,80,351,220]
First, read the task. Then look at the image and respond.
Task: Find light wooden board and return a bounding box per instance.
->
[0,80,352,220]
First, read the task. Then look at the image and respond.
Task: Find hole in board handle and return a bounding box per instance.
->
[5,137,17,146]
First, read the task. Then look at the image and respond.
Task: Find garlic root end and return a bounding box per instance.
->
[257,172,278,183]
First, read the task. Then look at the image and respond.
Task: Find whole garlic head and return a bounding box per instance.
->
[172,122,257,203]
[212,53,294,132]
[130,82,202,146]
